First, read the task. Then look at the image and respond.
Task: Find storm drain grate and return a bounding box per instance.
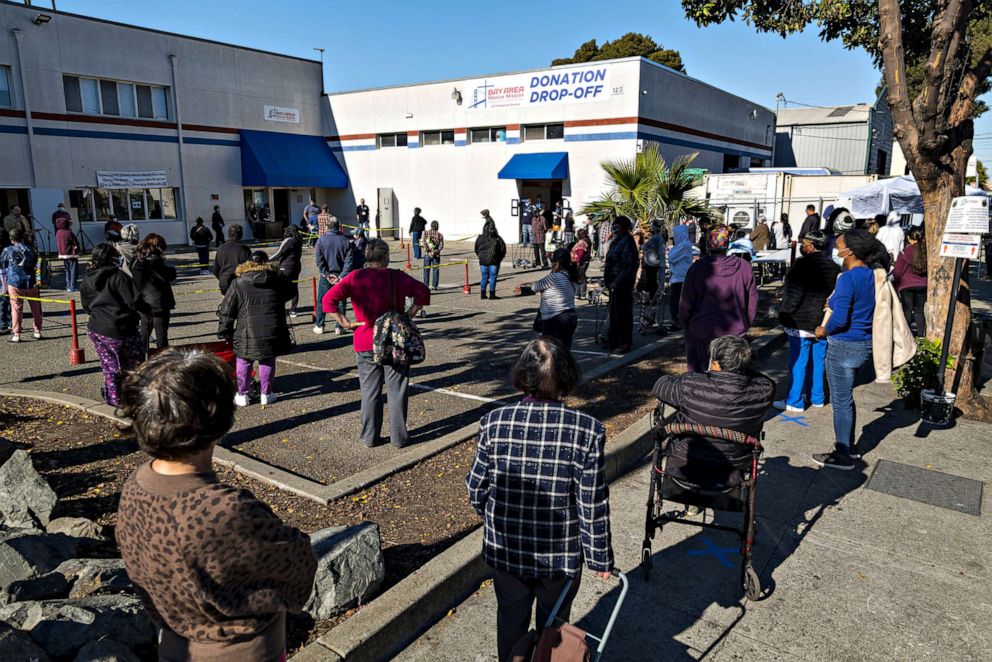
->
[867,460,983,516]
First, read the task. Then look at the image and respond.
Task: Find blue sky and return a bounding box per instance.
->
[56,0,992,168]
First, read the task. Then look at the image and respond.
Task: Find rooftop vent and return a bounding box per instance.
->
[827,106,855,117]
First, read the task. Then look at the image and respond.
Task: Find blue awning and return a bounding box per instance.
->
[240,129,348,188]
[497,152,569,180]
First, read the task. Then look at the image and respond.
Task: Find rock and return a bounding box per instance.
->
[54,558,131,599]
[0,450,58,529]
[46,518,106,541]
[0,621,51,662]
[0,530,77,589]
[0,438,15,466]
[0,595,154,659]
[73,638,141,662]
[1,571,70,604]
[304,522,384,620]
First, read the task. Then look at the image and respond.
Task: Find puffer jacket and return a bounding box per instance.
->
[212,240,252,294]
[653,370,776,438]
[779,250,839,333]
[131,255,177,314]
[80,265,141,338]
[474,222,506,267]
[217,261,293,361]
[271,235,303,280]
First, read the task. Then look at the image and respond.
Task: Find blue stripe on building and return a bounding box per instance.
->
[184,136,240,147]
[33,127,178,143]
[562,128,770,160]
[0,125,28,135]
[332,144,377,152]
[454,140,467,147]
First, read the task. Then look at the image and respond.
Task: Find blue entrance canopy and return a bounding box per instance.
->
[497,152,569,180]
[240,129,348,188]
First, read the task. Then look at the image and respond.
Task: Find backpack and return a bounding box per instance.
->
[372,270,426,367]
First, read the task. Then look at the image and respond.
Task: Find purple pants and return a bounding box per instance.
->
[236,356,275,395]
[88,331,145,405]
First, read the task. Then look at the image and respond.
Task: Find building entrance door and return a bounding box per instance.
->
[273,189,290,229]
[377,188,397,240]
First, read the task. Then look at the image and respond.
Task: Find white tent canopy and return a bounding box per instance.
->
[836,175,988,218]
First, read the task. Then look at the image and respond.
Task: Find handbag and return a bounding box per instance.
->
[372,270,426,367]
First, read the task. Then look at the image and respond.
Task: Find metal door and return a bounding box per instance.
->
[377,188,397,239]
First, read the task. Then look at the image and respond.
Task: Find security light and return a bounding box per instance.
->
[451,88,462,105]
[33,13,52,25]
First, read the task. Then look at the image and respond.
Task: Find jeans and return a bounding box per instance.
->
[521,224,531,245]
[355,350,410,447]
[236,356,275,395]
[140,312,171,350]
[195,246,210,270]
[786,334,827,408]
[63,258,79,291]
[492,568,580,662]
[825,337,872,453]
[480,264,500,294]
[899,286,927,337]
[575,262,589,298]
[411,231,423,260]
[532,244,548,267]
[314,275,345,328]
[540,309,578,349]
[423,256,440,289]
[669,281,683,324]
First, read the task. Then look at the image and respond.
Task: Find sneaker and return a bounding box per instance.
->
[234,393,249,407]
[848,445,862,460]
[811,402,825,408]
[334,326,344,335]
[773,400,805,413]
[32,332,42,340]
[686,505,703,516]
[8,335,20,343]
[811,450,855,471]
[260,392,278,405]
[312,325,324,335]
[289,310,299,318]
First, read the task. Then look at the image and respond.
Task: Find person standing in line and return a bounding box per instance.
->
[351,228,369,270]
[422,220,444,291]
[80,244,144,405]
[410,207,427,260]
[0,228,43,342]
[570,227,592,300]
[603,216,639,354]
[0,224,10,334]
[597,218,613,261]
[551,200,564,242]
[3,206,33,245]
[679,224,757,373]
[533,248,579,349]
[774,230,839,413]
[211,206,225,248]
[891,226,928,337]
[212,225,251,296]
[115,224,141,277]
[356,197,371,232]
[132,233,177,350]
[520,198,534,245]
[115,350,316,662]
[798,204,821,240]
[324,239,430,448]
[666,224,694,329]
[246,199,259,224]
[466,338,614,662]
[474,210,506,300]
[313,217,354,334]
[562,209,575,245]
[749,214,771,251]
[875,211,906,264]
[638,220,666,300]
[189,218,214,276]
[219,250,294,406]
[302,198,320,238]
[771,213,792,251]
[53,203,80,292]
[270,226,303,317]
[530,211,549,269]
[316,204,334,238]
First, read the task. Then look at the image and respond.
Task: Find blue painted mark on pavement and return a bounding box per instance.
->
[778,412,810,427]
[687,537,739,569]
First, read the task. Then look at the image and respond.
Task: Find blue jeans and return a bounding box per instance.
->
[0,280,9,329]
[786,335,827,408]
[423,256,440,289]
[521,224,531,244]
[480,264,500,294]
[314,275,345,329]
[825,337,872,453]
[64,258,79,291]
[411,231,423,260]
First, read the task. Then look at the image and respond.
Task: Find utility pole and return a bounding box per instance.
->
[314,48,325,96]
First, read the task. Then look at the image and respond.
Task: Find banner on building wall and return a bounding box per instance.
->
[465,64,611,110]
[96,171,168,188]
[264,105,301,123]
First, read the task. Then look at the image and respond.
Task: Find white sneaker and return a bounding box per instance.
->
[334,326,344,335]
[811,402,825,408]
[199,270,212,276]
[234,393,249,407]
[32,332,42,340]
[289,311,298,318]
[312,325,324,335]
[8,335,20,343]
[260,392,277,405]
[773,400,805,413]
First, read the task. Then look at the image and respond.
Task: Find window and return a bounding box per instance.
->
[876,149,889,176]
[377,133,408,148]
[83,188,177,222]
[63,75,169,119]
[128,189,146,220]
[0,66,12,107]
[722,153,740,172]
[421,130,455,146]
[469,127,506,144]
[523,123,564,141]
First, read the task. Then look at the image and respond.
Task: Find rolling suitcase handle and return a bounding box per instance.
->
[543,570,630,662]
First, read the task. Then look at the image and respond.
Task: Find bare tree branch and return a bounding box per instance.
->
[950,46,992,126]
[879,0,921,164]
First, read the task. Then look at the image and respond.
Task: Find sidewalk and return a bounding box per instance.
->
[396,347,992,661]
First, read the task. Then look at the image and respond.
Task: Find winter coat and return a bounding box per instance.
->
[653,369,776,438]
[212,240,252,294]
[217,261,293,361]
[115,242,138,278]
[0,243,37,289]
[668,225,694,284]
[80,265,141,339]
[189,224,213,247]
[475,222,506,267]
[875,212,906,263]
[53,212,77,258]
[315,230,354,277]
[3,214,33,244]
[531,216,547,245]
[271,235,303,280]
[871,268,917,383]
[798,213,820,240]
[891,244,927,292]
[778,251,839,333]
[410,214,428,234]
[679,255,757,339]
[603,233,639,289]
[749,222,771,251]
[132,255,177,314]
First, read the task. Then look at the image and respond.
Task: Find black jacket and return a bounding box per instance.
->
[604,233,639,288]
[212,240,251,294]
[779,251,839,333]
[474,233,506,267]
[132,255,177,314]
[410,214,427,234]
[653,370,775,438]
[189,224,213,247]
[799,214,820,240]
[80,265,141,339]
[271,235,303,280]
[217,262,293,361]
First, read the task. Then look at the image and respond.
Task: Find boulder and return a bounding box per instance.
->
[1,571,70,605]
[46,518,106,542]
[0,438,15,466]
[0,594,154,659]
[0,530,78,589]
[54,558,131,599]
[304,522,384,620]
[73,638,141,662]
[0,621,50,662]
[0,450,58,529]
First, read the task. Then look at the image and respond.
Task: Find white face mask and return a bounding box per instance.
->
[832,247,851,267]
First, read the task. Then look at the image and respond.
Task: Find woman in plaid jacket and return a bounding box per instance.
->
[466,337,614,661]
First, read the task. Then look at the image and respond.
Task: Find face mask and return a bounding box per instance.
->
[832,248,851,267]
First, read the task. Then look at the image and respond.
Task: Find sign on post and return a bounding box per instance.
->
[944,196,990,234]
[939,233,982,259]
